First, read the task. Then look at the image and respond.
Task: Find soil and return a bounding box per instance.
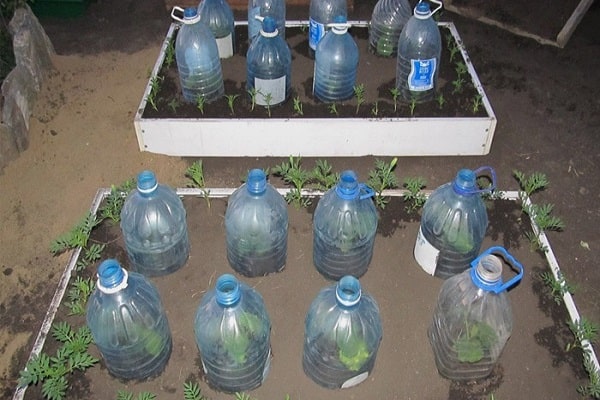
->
[1,0,600,399]
[142,24,487,120]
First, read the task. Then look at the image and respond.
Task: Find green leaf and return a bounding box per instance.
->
[117,390,134,400]
[454,336,484,363]
[41,375,68,400]
[183,381,204,400]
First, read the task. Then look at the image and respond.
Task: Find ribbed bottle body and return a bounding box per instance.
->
[395,3,441,102]
[428,267,513,380]
[175,12,225,103]
[369,0,412,56]
[120,173,189,277]
[198,0,235,58]
[246,26,292,107]
[225,170,288,276]
[194,275,271,392]
[248,0,286,42]
[86,263,172,380]
[313,29,359,102]
[303,277,382,389]
[308,0,347,55]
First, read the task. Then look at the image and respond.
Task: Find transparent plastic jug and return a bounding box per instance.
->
[194,274,272,392]
[248,0,286,42]
[396,0,442,102]
[225,168,288,276]
[86,259,172,380]
[172,7,225,103]
[308,0,347,56]
[313,18,359,103]
[303,276,383,389]
[369,0,412,56]
[120,170,190,277]
[246,17,292,107]
[197,0,235,58]
[414,166,496,279]
[313,170,378,280]
[428,247,523,380]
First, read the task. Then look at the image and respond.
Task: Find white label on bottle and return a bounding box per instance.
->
[341,371,369,388]
[216,33,234,59]
[414,226,440,275]
[255,76,286,106]
[408,58,437,91]
[309,18,325,51]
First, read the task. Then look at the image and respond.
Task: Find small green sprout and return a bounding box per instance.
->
[224,94,240,116]
[389,87,401,112]
[293,96,304,116]
[353,83,365,114]
[196,94,206,115]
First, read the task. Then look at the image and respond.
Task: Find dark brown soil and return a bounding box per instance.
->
[142,24,487,120]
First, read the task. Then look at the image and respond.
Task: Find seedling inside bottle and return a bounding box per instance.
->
[353,83,365,114]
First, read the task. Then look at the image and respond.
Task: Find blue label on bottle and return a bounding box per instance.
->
[309,18,325,51]
[408,58,437,91]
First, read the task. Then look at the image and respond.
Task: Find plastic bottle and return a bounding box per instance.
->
[246,17,292,108]
[225,168,288,276]
[172,7,225,103]
[308,0,347,57]
[120,170,190,277]
[313,17,359,103]
[413,166,496,279]
[313,170,378,280]
[248,0,286,43]
[395,0,442,103]
[303,275,383,389]
[86,259,172,380]
[428,247,523,380]
[369,0,412,57]
[197,0,235,58]
[194,274,272,392]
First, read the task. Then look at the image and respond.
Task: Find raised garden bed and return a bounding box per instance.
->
[134,21,497,156]
[14,183,599,400]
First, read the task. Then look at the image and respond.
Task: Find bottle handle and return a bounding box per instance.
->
[171,6,185,23]
[427,0,443,16]
[471,246,524,293]
[472,166,497,194]
[358,184,376,200]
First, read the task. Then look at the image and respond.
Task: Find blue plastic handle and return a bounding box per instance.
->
[472,166,497,194]
[470,246,523,293]
[358,183,376,200]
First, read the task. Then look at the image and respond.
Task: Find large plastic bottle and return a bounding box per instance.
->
[194,274,272,392]
[225,168,288,276]
[303,275,383,389]
[248,0,286,43]
[308,0,347,57]
[428,247,523,380]
[369,0,412,57]
[313,18,359,103]
[197,0,235,59]
[395,0,442,103]
[414,166,496,279]
[120,170,190,277]
[313,170,378,280]
[172,6,225,103]
[246,17,292,108]
[86,259,172,380]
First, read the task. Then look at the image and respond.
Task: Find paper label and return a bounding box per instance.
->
[414,226,440,275]
[341,371,369,388]
[309,18,325,51]
[255,76,286,105]
[216,33,234,59]
[408,58,437,91]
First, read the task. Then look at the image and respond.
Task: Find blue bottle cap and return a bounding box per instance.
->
[452,169,477,195]
[335,170,359,199]
[246,168,267,194]
[333,15,347,24]
[137,170,158,195]
[414,1,432,18]
[97,259,128,292]
[262,16,277,34]
[215,274,242,306]
[184,7,198,19]
[336,275,362,307]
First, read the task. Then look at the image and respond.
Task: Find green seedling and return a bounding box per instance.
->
[455,61,468,78]
[224,94,240,116]
[409,97,417,116]
[566,318,600,352]
[353,83,365,114]
[99,178,135,223]
[164,39,175,68]
[65,276,95,316]
[185,160,211,207]
[168,97,180,113]
[247,87,259,111]
[235,393,256,400]
[293,96,304,116]
[403,176,427,213]
[116,391,157,400]
[311,159,339,191]
[389,87,400,112]
[328,103,339,116]
[75,243,105,272]
[196,94,206,115]
[50,212,99,255]
[371,101,379,117]
[471,93,483,114]
[263,92,273,117]
[578,351,600,398]
[452,76,465,95]
[183,381,207,400]
[513,170,550,197]
[18,322,99,400]
[454,319,498,363]
[146,75,163,111]
[539,271,576,305]
[446,33,460,63]
[272,156,312,208]
[436,93,445,109]
[367,157,399,209]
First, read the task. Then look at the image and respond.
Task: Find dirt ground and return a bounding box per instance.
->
[1,0,599,399]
